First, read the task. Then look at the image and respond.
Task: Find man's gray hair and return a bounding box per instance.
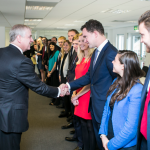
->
[9,24,31,42]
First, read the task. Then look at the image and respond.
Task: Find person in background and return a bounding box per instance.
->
[55,36,67,108]
[47,42,60,105]
[58,40,71,117]
[51,36,61,51]
[99,50,144,150]
[64,34,84,150]
[137,10,150,150]
[61,29,79,128]
[71,33,96,150]
[36,38,45,82]
[48,39,51,45]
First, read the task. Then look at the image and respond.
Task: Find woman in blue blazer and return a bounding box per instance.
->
[99,50,145,150]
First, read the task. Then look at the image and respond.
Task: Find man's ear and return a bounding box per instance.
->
[16,35,22,43]
[93,30,99,38]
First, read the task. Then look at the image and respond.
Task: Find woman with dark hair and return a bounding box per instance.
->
[46,42,60,105]
[99,50,145,150]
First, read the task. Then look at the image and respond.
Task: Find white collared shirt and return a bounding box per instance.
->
[94,39,108,63]
[147,80,150,92]
[10,43,23,54]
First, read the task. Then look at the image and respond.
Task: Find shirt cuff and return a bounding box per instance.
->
[57,87,61,97]
[66,82,71,92]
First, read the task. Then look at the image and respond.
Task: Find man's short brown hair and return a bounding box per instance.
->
[138,10,150,32]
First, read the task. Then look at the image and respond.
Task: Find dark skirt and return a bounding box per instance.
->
[46,70,59,87]
[37,56,45,70]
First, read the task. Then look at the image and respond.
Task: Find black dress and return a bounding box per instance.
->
[37,49,45,70]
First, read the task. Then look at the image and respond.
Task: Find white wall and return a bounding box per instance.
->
[105,26,150,67]
[0,26,5,48]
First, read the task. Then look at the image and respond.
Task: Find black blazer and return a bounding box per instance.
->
[0,44,58,133]
[137,66,150,150]
[69,41,117,123]
[67,50,78,82]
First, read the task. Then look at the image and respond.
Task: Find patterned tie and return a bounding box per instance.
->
[140,87,150,140]
[93,49,99,68]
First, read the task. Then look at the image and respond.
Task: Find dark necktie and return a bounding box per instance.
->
[93,49,99,68]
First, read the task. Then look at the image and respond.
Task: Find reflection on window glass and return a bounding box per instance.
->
[117,34,124,50]
[132,36,140,56]
[141,43,146,57]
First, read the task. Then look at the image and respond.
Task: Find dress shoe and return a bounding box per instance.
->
[65,137,78,142]
[56,104,64,108]
[58,112,69,118]
[67,115,73,122]
[70,129,75,134]
[61,110,65,113]
[61,123,73,129]
[74,146,83,150]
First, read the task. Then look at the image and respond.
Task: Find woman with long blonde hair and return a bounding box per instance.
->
[36,38,45,82]
[71,33,96,150]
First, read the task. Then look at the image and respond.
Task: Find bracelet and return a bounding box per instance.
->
[100,134,106,138]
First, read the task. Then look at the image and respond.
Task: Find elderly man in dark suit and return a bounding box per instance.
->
[0,24,66,150]
[60,19,117,150]
[136,10,150,150]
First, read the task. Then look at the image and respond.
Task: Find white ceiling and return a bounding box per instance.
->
[0,0,150,31]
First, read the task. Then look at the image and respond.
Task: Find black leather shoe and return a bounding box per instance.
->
[65,137,78,141]
[61,123,73,129]
[58,112,68,118]
[74,146,83,150]
[56,104,64,108]
[67,115,73,122]
[70,129,75,134]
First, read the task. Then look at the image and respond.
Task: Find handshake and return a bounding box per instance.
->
[59,84,70,97]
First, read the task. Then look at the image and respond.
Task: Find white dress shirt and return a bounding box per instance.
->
[10,43,23,54]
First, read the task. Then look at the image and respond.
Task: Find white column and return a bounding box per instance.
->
[0,26,5,48]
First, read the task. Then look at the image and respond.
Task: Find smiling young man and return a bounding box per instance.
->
[137,10,150,150]
[60,19,118,150]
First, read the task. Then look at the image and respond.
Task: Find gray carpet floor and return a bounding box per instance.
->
[20,90,77,150]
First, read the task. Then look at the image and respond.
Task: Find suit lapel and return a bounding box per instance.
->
[92,42,110,77]
[69,51,77,69]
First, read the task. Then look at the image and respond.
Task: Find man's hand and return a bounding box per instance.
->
[59,84,70,96]
[101,136,109,150]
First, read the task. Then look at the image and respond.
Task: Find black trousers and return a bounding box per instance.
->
[73,115,83,148]
[80,117,96,150]
[140,135,147,150]
[0,130,22,150]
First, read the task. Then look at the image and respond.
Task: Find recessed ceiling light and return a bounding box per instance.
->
[25,19,42,22]
[24,23,37,25]
[26,6,53,11]
[102,9,131,14]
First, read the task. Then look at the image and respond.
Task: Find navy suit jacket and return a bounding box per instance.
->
[69,41,117,123]
[0,44,58,133]
[137,66,150,150]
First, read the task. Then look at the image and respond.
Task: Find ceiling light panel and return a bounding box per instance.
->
[26,6,53,11]
[102,9,131,14]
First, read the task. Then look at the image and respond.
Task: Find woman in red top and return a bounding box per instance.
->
[71,33,96,150]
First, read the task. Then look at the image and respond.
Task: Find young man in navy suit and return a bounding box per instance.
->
[60,19,118,150]
[137,10,150,150]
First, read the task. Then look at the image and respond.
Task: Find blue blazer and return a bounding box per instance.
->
[137,66,150,150]
[69,41,117,123]
[99,81,143,150]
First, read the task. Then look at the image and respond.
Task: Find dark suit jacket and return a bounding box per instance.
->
[137,66,150,150]
[67,50,78,82]
[69,41,117,123]
[0,44,58,133]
